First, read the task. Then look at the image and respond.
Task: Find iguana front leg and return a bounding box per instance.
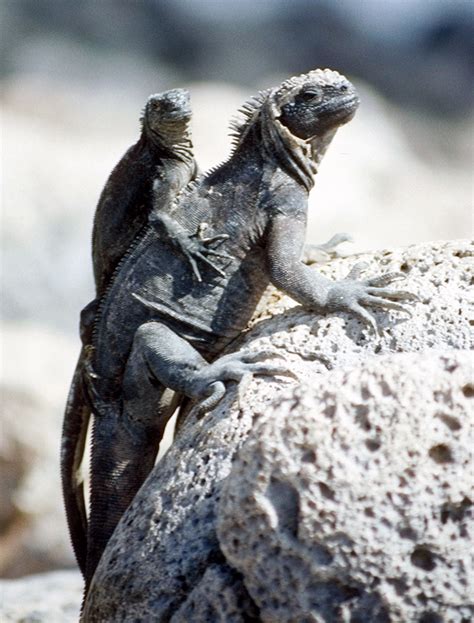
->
[150,213,232,281]
[267,214,417,330]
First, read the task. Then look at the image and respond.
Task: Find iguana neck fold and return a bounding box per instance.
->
[142,119,194,164]
[231,91,335,192]
[260,96,317,191]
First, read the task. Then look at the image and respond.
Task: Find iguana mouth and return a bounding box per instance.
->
[169,108,192,120]
[317,94,359,123]
[162,108,192,122]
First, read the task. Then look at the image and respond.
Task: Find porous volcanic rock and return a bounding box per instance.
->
[218,351,473,622]
[170,564,259,623]
[249,239,472,370]
[82,240,473,621]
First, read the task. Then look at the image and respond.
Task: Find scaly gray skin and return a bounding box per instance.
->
[61,89,206,579]
[92,88,197,297]
[82,69,416,588]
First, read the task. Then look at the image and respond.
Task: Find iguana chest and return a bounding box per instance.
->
[174,170,266,243]
[94,176,270,375]
[138,180,270,338]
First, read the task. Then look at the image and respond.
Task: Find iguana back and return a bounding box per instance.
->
[92,88,196,296]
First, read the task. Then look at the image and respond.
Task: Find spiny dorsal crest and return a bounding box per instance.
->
[228,89,271,146]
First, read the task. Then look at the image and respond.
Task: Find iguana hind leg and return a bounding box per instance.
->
[123,322,295,418]
[86,321,294,587]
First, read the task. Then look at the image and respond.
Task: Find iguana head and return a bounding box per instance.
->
[274,68,359,140]
[230,69,359,190]
[141,89,193,152]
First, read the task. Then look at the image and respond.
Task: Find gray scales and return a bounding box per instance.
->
[61,69,416,591]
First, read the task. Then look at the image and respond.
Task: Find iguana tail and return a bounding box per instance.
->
[84,401,160,588]
[84,387,178,588]
[61,349,90,576]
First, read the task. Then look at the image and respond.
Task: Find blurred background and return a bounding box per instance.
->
[1,0,473,579]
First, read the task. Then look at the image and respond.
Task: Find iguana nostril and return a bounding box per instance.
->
[161,100,176,111]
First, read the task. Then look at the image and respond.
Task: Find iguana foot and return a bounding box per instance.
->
[123,322,296,422]
[325,262,419,332]
[151,214,232,281]
[304,232,353,264]
[189,348,298,416]
[185,222,233,281]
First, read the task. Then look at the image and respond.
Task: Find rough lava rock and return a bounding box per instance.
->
[218,352,474,623]
[82,240,472,621]
[170,564,259,623]
[248,239,473,370]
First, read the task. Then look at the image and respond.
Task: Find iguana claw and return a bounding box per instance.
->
[327,264,418,332]
[193,348,297,417]
[150,215,232,281]
[184,222,233,281]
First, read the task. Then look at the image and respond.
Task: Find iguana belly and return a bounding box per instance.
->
[136,238,269,345]
[94,231,269,378]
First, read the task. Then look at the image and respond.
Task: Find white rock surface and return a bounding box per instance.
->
[82,240,473,621]
[249,239,473,369]
[0,570,82,623]
[218,352,474,623]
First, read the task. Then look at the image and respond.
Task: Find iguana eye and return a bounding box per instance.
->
[297,89,322,103]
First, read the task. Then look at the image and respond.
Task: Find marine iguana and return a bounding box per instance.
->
[71,69,416,587]
[92,88,198,296]
[62,88,216,578]
[81,87,229,334]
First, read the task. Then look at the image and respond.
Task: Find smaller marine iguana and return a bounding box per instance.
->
[80,87,228,335]
[77,68,416,588]
[62,88,217,578]
[93,88,197,296]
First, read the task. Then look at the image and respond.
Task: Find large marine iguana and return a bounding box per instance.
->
[68,69,416,587]
[61,88,219,578]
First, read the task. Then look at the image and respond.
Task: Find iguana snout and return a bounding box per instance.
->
[145,88,192,125]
